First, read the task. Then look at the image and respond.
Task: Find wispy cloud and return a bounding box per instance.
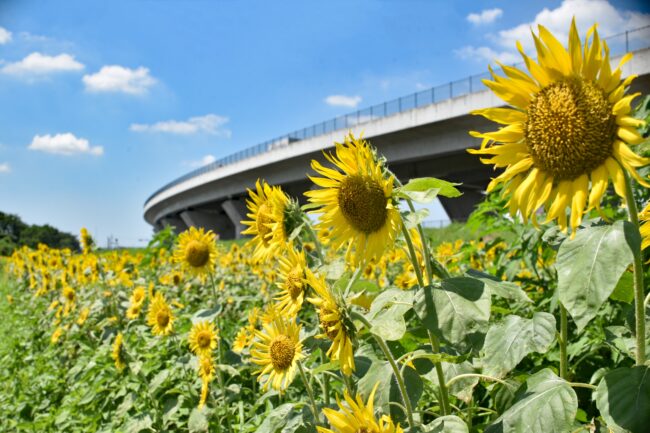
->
[0,162,10,174]
[454,45,519,64]
[1,52,84,76]
[325,94,362,108]
[456,0,650,65]
[130,114,231,136]
[184,154,217,168]
[28,133,103,156]
[467,8,503,25]
[0,27,11,44]
[83,65,156,95]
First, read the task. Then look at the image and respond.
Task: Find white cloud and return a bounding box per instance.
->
[325,94,362,108]
[1,52,84,76]
[454,45,520,64]
[185,154,217,168]
[467,8,503,25]
[83,65,156,94]
[28,133,103,156]
[130,114,231,136]
[0,27,11,44]
[0,162,10,173]
[494,0,650,51]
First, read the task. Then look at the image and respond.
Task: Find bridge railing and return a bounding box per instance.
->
[145,25,650,208]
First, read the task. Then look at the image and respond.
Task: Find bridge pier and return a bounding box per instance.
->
[159,215,188,234]
[180,210,236,239]
[221,199,248,239]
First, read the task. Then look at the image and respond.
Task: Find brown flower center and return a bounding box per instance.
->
[286,269,304,300]
[156,310,170,328]
[338,175,388,233]
[319,309,340,340]
[198,332,211,348]
[256,202,273,246]
[526,77,616,180]
[269,335,296,370]
[184,240,210,268]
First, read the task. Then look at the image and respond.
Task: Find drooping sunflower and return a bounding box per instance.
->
[274,247,308,317]
[232,326,254,353]
[306,270,355,376]
[305,133,402,265]
[188,320,219,356]
[126,302,142,320]
[112,332,126,371]
[469,19,649,235]
[147,292,174,336]
[250,315,304,391]
[318,383,403,433]
[197,354,215,408]
[173,227,218,276]
[80,227,93,254]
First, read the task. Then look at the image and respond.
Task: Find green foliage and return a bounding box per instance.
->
[0,211,80,254]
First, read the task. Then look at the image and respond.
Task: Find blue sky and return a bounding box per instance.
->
[1,0,649,246]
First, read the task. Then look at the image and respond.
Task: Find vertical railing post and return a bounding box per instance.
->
[384,102,387,116]
[469,75,472,93]
[398,98,402,112]
[625,30,629,52]
[415,92,418,107]
[449,82,453,98]
[431,87,435,103]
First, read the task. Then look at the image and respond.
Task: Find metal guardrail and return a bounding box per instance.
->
[145,25,650,208]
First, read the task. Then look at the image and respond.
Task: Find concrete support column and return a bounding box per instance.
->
[158,215,188,234]
[439,188,485,221]
[221,199,248,239]
[180,210,236,240]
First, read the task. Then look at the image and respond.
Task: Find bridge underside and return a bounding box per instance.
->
[153,114,498,239]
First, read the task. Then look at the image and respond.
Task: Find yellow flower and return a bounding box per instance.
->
[77,307,90,326]
[173,227,218,276]
[189,320,219,356]
[242,179,290,261]
[62,285,75,303]
[51,326,63,344]
[250,315,304,391]
[469,19,649,235]
[130,286,146,305]
[147,292,174,336]
[80,227,93,254]
[232,326,254,354]
[305,133,402,265]
[197,354,215,408]
[126,302,142,320]
[274,247,308,317]
[112,332,126,371]
[306,270,355,376]
[318,383,403,433]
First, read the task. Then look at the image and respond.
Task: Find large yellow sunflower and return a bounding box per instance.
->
[305,133,402,265]
[173,227,218,276]
[146,292,174,336]
[188,320,219,357]
[318,383,403,433]
[274,247,308,317]
[250,315,304,391]
[469,19,648,235]
[306,270,355,376]
[640,203,650,250]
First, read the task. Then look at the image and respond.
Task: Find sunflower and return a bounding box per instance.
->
[250,315,304,391]
[232,326,254,353]
[241,179,276,259]
[130,286,146,305]
[318,383,403,433]
[126,302,142,320]
[197,354,215,408]
[80,227,93,254]
[189,320,219,356]
[306,270,355,376]
[305,133,402,266]
[112,332,126,371]
[173,227,218,276]
[469,19,649,235]
[62,285,75,303]
[274,247,308,317]
[147,292,174,336]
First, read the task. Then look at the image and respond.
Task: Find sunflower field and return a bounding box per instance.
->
[2,20,650,433]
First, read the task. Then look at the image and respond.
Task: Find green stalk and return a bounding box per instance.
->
[559,303,568,379]
[303,218,326,264]
[429,331,451,416]
[401,224,425,288]
[352,312,415,428]
[623,171,647,366]
[297,361,321,425]
[320,351,331,406]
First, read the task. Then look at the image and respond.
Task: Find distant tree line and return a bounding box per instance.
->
[0,211,80,256]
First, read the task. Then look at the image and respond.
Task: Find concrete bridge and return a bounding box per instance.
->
[144,34,650,239]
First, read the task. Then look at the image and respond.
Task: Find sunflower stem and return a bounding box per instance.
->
[351,311,415,428]
[623,170,647,366]
[401,224,426,288]
[342,267,362,300]
[428,331,451,416]
[303,218,325,264]
[405,198,451,281]
[320,351,331,406]
[559,303,569,379]
[297,361,321,425]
